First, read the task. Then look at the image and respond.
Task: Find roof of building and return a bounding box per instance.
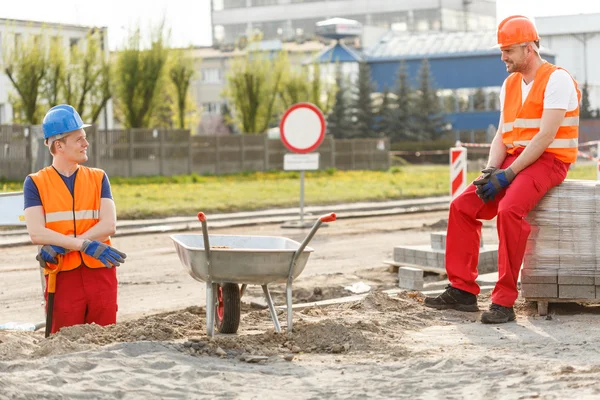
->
[190,40,326,59]
[310,42,363,63]
[0,18,102,31]
[364,30,554,62]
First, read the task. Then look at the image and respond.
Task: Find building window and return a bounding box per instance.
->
[201,68,223,84]
[213,0,224,11]
[251,0,278,6]
[203,103,222,115]
[223,24,248,43]
[70,38,80,49]
[223,0,246,9]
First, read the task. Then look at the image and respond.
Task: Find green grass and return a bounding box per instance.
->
[2,164,597,219]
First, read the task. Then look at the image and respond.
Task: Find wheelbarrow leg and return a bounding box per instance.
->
[286,282,293,335]
[206,281,217,337]
[261,285,281,333]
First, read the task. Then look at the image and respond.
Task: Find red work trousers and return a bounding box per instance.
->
[446,149,568,307]
[45,266,118,334]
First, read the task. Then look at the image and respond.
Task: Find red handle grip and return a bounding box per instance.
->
[320,213,336,223]
[197,212,206,222]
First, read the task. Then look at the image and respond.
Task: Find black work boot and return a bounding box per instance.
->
[481,303,516,324]
[424,285,479,312]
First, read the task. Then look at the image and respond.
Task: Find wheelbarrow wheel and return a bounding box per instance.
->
[216,283,241,334]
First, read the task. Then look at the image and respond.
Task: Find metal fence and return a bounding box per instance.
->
[0,125,390,180]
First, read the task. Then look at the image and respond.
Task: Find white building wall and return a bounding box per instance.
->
[536,14,600,110]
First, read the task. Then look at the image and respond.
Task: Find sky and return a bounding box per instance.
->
[1,0,599,50]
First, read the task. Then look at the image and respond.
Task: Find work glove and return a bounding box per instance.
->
[473,166,498,202]
[80,240,127,268]
[473,166,498,187]
[473,167,516,203]
[38,245,66,264]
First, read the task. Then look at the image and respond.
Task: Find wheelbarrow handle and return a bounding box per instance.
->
[287,212,336,285]
[197,212,212,275]
[320,213,337,223]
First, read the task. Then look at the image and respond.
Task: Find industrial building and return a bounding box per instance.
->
[211,0,497,44]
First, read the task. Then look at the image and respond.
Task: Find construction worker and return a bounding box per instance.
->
[23,104,126,335]
[424,15,580,323]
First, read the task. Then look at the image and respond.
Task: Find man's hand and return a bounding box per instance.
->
[80,240,127,268]
[475,167,516,202]
[38,245,66,264]
[473,167,498,187]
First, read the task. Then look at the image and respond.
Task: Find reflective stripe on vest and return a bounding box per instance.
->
[45,209,100,223]
[506,138,578,149]
[503,116,579,132]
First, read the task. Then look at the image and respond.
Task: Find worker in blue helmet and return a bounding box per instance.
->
[24,104,127,336]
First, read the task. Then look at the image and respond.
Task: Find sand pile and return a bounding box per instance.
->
[1,291,434,361]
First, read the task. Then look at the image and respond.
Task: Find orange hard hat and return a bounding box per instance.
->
[496,15,539,48]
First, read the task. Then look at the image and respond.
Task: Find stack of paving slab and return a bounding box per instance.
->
[522,179,600,300]
[393,230,498,276]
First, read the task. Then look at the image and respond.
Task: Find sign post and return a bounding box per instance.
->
[279,103,326,228]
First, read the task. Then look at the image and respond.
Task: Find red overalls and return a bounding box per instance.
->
[446,62,580,307]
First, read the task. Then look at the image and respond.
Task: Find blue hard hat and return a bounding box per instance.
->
[42,104,91,139]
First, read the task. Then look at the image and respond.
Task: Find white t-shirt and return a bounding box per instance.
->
[499,69,579,111]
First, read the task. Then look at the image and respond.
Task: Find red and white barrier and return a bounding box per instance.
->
[449,146,467,199]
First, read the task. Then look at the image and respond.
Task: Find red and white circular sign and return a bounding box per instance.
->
[279,103,326,154]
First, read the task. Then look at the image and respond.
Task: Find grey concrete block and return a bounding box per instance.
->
[398,278,424,290]
[430,232,446,250]
[596,286,600,299]
[521,283,558,298]
[559,285,596,299]
[398,266,424,280]
[426,251,438,267]
[521,269,557,284]
[557,275,595,285]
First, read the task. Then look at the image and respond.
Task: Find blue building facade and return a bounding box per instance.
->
[312,30,555,133]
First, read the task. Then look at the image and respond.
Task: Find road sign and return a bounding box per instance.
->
[279,103,326,154]
[284,153,320,171]
[450,147,467,199]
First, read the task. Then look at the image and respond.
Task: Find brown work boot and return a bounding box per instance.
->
[424,285,479,312]
[481,303,516,324]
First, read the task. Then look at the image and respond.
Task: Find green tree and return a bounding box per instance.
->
[581,82,594,119]
[413,58,446,141]
[42,37,66,108]
[352,61,376,138]
[169,49,195,128]
[326,64,351,139]
[375,86,393,137]
[222,48,286,134]
[3,35,47,124]
[63,32,110,120]
[280,62,336,114]
[473,88,486,111]
[114,25,169,128]
[390,59,414,142]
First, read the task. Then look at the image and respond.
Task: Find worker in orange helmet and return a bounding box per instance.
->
[424,15,581,323]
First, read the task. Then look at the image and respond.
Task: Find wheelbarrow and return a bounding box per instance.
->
[170,211,336,337]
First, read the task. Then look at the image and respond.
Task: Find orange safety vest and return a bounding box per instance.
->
[29,166,111,272]
[502,62,581,164]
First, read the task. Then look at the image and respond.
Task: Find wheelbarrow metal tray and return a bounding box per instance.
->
[171,234,313,285]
